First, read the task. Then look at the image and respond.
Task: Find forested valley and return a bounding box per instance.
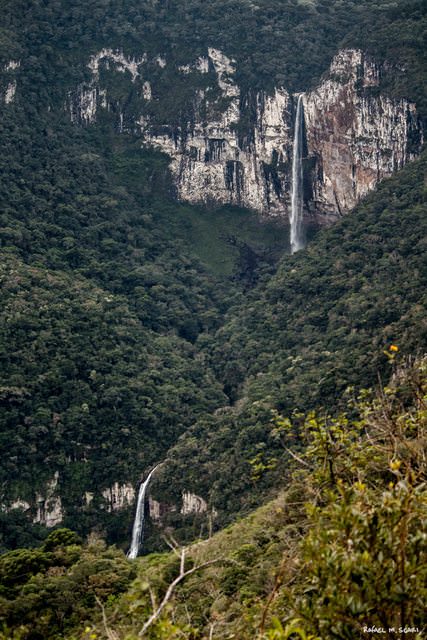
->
[0,0,426,638]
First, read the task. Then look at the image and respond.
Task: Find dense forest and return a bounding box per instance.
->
[0,357,425,639]
[151,152,427,532]
[0,0,426,636]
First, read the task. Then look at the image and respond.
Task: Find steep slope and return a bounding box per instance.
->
[1,358,425,640]
[136,47,421,223]
[0,41,286,547]
[3,1,425,226]
[0,108,290,547]
[104,359,427,640]
[147,151,427,536]
[0,254,228,548]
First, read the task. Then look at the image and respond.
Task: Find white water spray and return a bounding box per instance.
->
[127,464,161,559]
[290,94,305,254]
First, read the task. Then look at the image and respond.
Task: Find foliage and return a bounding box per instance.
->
[5,357,420,639]
[0,0,426,555]
[152,150,427,528]
[3,0,426,104]
[0,24,286,546]
[290,358,427,638]
[0,252,227,549]
[0,3,425,638]
[0,530,135,640]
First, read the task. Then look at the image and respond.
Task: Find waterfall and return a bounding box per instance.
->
[290,94,305,254]
[127,464,161,559]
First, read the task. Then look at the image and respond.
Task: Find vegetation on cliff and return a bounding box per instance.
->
[0,0,426,636]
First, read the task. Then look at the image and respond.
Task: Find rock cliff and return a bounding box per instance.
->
[101,482,135,513]
[5,473,63,528]
[303,49,423,221]
[2,60,20,104]
[69,47,423,226]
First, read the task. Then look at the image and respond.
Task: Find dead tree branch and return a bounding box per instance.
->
[138,548,223,637]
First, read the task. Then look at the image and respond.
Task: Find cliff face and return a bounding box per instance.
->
[2,60,20,104]
[142,49,293,217]
[303,49,423,221]
[69,47,423,225]
[7,474,62,528]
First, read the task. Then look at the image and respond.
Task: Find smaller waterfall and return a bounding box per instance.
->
[127,464,161,559]
[290,94,305,254]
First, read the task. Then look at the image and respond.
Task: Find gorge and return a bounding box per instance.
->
[0,0,426,579]
[1,42,424,542]
[0,1,426,635]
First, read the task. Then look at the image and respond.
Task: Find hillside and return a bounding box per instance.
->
[0,357,425,639]
[0,0,426,637]
[0,0,426,558]
[147,150,427,538]
[97,358,427,640]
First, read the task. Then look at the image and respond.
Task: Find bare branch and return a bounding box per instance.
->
[95,595,120,640]
[162,534,181,558]
[137,554,224,637]
[148,586,157,612]
[285,446,312,468]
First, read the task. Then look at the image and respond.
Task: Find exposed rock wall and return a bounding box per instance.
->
[146,49,422,222]
[102,482,135,512]
[69,48,148,124]
[34,473,63,528]
[4,477,136,528]
[2,60,20,104]
[148,496,176,522]
[180,491,208,515]
[143,50,293,217]
[303,49,422,221]
[5,473,63,528]
[69,47,422,224]
[147,493,210,523]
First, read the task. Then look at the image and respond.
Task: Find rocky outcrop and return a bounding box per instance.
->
[148,496,176,522]
[5,472,63,528]
[35,472,63,528]
[102,482,135,512]
[180,491,208,515]
[69,48,155,124]
[147,492,210,523]
[143,49,293,217]
[303,49,422,221]
[2,60,20,104]
[5,477,135,525]
[146,48,422,223]
[10,499,31,511]
[70,47,423,225]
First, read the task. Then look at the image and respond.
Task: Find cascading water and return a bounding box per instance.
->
[290,94,305,254]
[127,464,161,559]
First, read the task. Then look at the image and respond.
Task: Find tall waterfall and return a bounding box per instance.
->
[290,94,305,254]
[127,465,160,559]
